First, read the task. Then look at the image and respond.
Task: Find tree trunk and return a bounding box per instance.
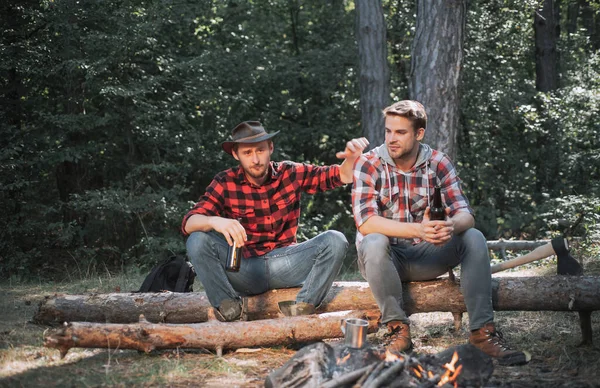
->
[579,0,600,50]
[355,0,389,148]
[534,0,560,92]
[533,0,561,201]
[44,310,380,358]
[566,0,579,36]
[409,0,466,161]
[34,277,600,325]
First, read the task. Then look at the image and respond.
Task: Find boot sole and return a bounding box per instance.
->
[498,350,532,366]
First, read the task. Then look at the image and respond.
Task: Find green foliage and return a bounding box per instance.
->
[0,0,360,280]
[458,0,600,241]
[1,0,598,280]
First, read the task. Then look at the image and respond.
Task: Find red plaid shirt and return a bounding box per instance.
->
[182,161,343,258]
[352,143,473,246]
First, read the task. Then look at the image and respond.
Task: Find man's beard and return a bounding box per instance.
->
[387,144,408,160]
[244,164,268,180]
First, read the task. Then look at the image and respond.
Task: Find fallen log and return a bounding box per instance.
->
[43,310,381,358]
[34,276,600,325]
[33,281,379,325]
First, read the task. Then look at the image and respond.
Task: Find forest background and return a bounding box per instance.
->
[1,0,599,282]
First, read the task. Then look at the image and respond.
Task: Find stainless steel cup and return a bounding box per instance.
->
[340,318,369,348]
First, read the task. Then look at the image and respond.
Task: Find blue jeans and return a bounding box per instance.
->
[357,228,493,331]
[186,230,348,309]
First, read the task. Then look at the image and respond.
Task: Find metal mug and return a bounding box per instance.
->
[340,318,369,348]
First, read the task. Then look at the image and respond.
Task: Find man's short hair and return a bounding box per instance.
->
[382,100,427,132]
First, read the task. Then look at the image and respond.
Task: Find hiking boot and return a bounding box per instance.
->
[469,322,532,366]
[216,299,243,322]
[281,302,316,317]
[382,321,413,354]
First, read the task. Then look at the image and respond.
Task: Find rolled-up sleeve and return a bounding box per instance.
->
[437,156,473,217]
[181,178,225,236]
[294,162,343,194]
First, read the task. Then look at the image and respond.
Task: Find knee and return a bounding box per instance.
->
[322,230,349,258]
[358,233,390,265]
[185,231,212,258]
[459,228,489,261]
[461,228,487,249]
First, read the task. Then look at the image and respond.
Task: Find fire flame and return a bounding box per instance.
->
[437,351,462,387]
[384,349,404,362]
[413,364,424,378]
[336,353,351,365]
[382,349,461,387]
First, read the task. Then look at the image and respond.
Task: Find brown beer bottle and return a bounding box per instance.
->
[226,241,242,272]
[429,185,445,221]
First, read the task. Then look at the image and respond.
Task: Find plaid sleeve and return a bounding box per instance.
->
[436,156,473,217]
[351,156,381,228]
[181,176,226,235]
[292,162,343,194]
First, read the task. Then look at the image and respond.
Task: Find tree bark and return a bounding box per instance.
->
[44,310,381,358]
[355,0,389,148]
[34,277,600,325]
[409,0,466,161]
[534,0,560,92]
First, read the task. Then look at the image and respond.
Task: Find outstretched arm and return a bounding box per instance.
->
[336,137,369,184]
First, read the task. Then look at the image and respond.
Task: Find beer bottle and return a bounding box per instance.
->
[429,185,445,221]
[226,241,242,272]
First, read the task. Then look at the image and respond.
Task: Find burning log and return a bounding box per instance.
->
[43,310,380,358]
[265,342,494,388]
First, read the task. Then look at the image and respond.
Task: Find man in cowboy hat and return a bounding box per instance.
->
[182,121,369,321]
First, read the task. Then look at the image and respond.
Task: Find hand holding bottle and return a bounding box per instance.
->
[422,207,453,246]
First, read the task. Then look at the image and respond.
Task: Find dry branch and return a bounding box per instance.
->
[34,276,600,326]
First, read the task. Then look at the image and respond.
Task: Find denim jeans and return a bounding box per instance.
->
[186,230,348,309]
[357,228,493,331]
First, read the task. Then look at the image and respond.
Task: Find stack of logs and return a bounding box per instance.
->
[37,275,600,357]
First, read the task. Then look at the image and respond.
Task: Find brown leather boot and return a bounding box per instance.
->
[215,299,245,322]
[384,321,413,354]
[469,322,531,366]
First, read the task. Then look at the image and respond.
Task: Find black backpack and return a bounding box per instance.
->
[138,255,196,293]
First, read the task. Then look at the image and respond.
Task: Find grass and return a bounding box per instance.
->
[1,248,599,387]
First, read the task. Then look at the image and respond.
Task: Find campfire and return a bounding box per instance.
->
[266,342,493,388]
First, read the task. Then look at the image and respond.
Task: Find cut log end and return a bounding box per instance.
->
[43,327,74,359]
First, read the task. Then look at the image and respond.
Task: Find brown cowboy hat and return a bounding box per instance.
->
[221,121,280,155]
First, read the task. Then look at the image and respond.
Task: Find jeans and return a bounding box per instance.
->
[357,228,493,331]
[186,230,348,309]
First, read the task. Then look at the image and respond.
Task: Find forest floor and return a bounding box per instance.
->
[1,261,600,387]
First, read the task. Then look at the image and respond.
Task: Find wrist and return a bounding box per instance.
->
[415,223,426,240]
[207,216,217,230]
